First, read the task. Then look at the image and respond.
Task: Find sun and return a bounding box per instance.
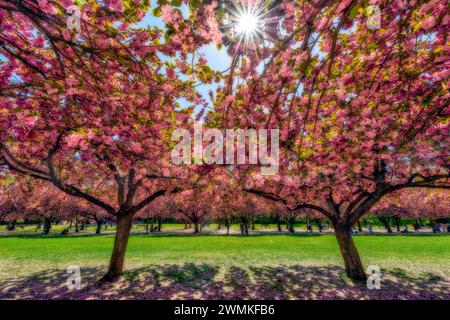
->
[231,5,263,40]
[235,13,260,35]
[223,0,280,52]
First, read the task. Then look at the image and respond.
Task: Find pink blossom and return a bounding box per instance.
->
[422,16,436,30]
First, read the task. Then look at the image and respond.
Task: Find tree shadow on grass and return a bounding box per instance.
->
[0,264,448,300]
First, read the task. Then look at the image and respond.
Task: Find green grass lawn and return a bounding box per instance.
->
[0,232,449,299]
[0,233,449,279]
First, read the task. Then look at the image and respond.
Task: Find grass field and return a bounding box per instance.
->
[0,232,449,299]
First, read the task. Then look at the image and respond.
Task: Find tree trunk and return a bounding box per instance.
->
[75,219,79,233]
[287,218,295,233]
[379,217,392,233]
[394,217,401,232]
[415,218,422,229]
[7,220,16,231]
[275,215,282,232]
[102,214,134,281]
[145,217,149,234]
[316,218,323,232]
[194,221,199,234]
[334,223,367,282]
[157,215,162,232]
[357,220,362,232]
[96,220,102,234]
[43,219,51,235]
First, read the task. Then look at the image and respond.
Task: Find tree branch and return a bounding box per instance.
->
[130,187,182,216]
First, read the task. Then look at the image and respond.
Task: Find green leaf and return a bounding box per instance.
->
[152,6,162,17]
[422,96,432,106]
[215,7,227,17]
[164,28,175,43]
[349,3,361,20]
[189,0,202,9]
[172,0,182,6]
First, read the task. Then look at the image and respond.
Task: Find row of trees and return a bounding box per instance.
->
[2,176,448,235]
[1,0,449,282]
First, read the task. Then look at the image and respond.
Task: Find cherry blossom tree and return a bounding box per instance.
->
[0,175,33,230]
[1,0,449,284]
[137,197,176,233]
[172,189,215,234]
[0,0,221,280]
[372,188,449,231]
[208,0,450,281]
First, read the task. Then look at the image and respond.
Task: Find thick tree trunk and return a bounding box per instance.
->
[225,219,230,235]
[95,220,102,234]
[275,215,282,232]
[287,218,295,233]
[334,223,367,282]
[103,214,133,281]
[43,219,51,235]
[194,221,199,234]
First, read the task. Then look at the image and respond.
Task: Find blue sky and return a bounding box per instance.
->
[0,1,232,114]
[135,1,232,113]
[136,1,231,70]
